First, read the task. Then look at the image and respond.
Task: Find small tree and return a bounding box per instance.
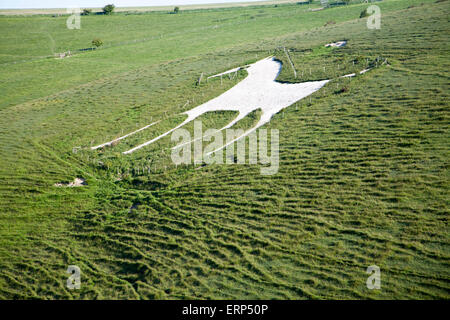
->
[173,6,180,14]
[92,38,103,48]
[360,8,369,18]
[81,8,92,16]
[103,4,115,15]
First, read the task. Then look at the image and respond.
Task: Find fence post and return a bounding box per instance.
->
[283,47,297,78]
[197,72,204,85]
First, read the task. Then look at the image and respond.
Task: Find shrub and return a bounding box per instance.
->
[103,4,115,15]
[91,38,103,48]
[81,8,92,16]
[173,6,180,14]
[360,8,370,18]
[335,86,349,94]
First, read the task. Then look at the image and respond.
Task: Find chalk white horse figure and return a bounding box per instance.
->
[92,56,368,154]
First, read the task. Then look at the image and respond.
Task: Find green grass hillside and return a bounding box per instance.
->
[0,0,448,299]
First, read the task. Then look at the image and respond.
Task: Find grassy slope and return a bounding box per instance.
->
[0,0,448,299]
[0,0,429,109]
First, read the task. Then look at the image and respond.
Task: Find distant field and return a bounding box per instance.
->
[0,0,448,299]
[0,0,301,15]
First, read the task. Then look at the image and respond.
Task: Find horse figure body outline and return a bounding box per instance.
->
[92,56,369,154]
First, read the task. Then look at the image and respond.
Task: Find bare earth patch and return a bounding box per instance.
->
[325,40,347,48]
[54,178,87,187]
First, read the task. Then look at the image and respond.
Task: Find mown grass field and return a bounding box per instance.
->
[0,0,448,299]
